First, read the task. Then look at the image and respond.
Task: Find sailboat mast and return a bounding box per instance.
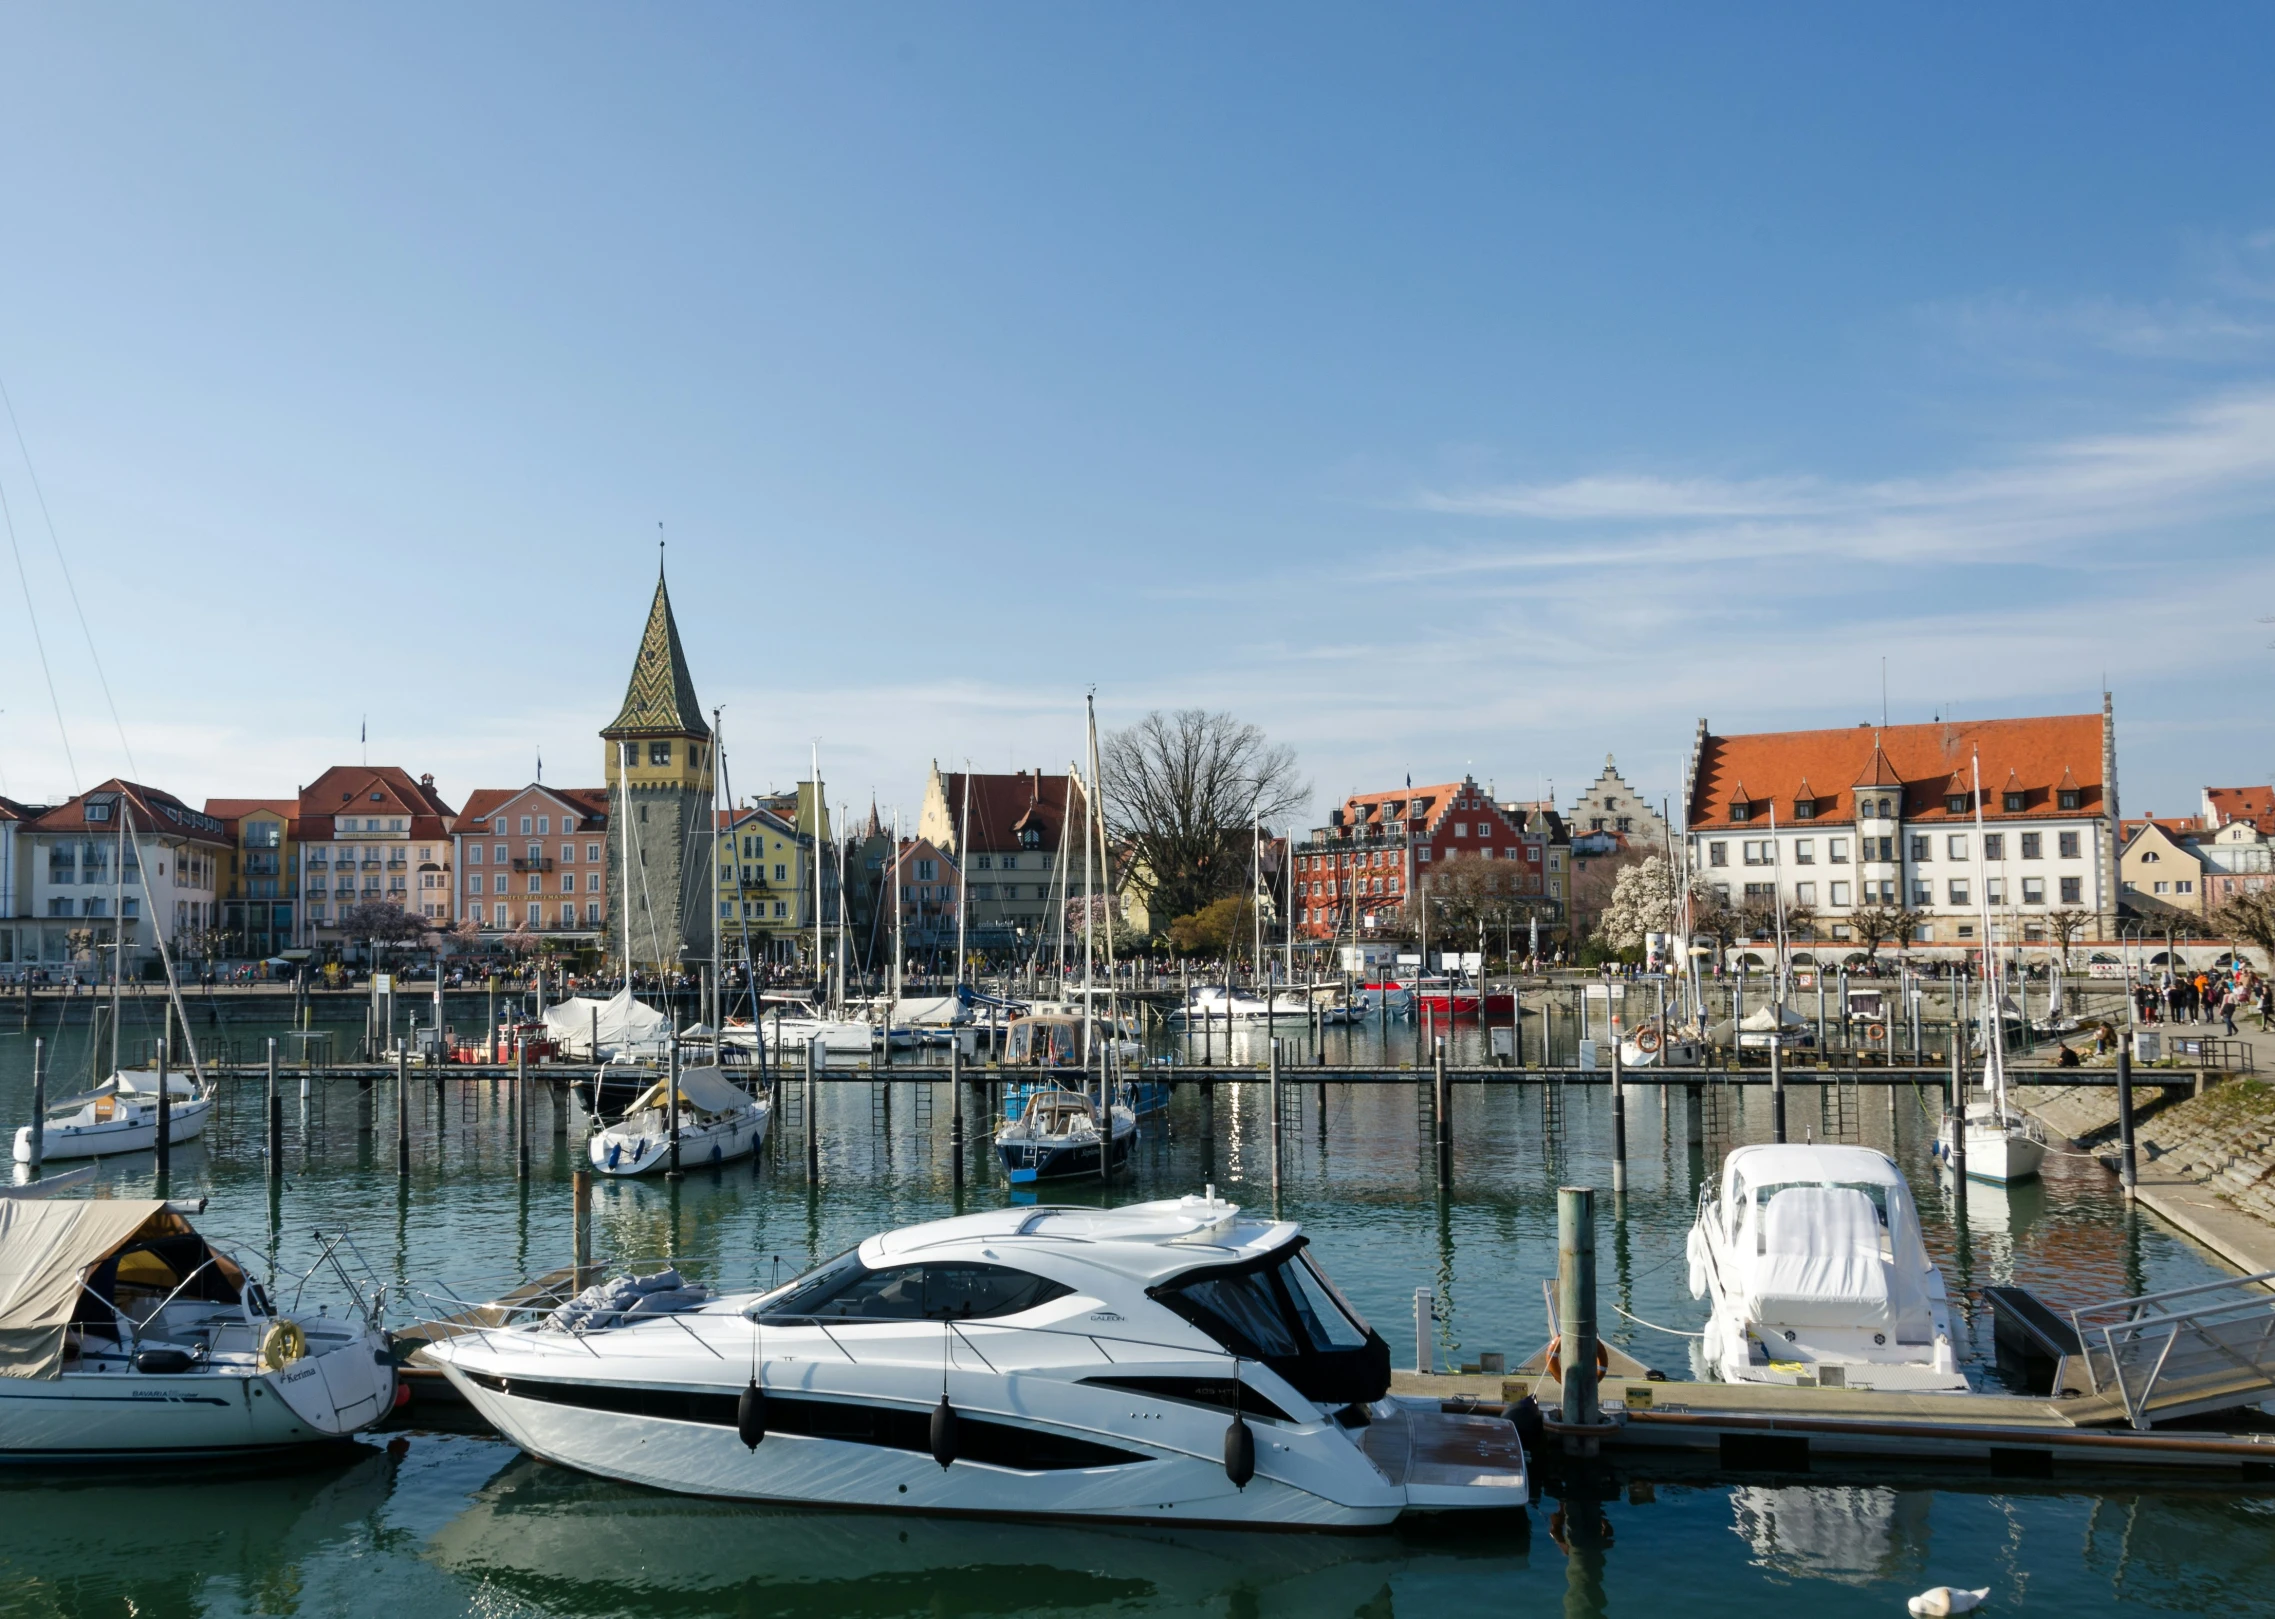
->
[953,767,971,1002]
[1769,802,1789,1011]
[892,810,904,1005]
[617,741,635,999]
[111,793,125,1076]
[1081,752,1096,1083]
[711,710,724,1034]
[1970,751,2004,1110]
[810,743,824,1005]
[1085,695,1116,1059]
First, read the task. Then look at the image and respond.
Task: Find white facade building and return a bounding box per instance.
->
[16,781,227,978]
[1683,707,2120,956]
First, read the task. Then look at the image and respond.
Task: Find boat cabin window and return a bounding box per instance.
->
[1151,1242,1389,1405]
[758,1255,1073,1323]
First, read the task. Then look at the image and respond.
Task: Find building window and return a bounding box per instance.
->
[774,864,787,882]
[2058,790,2081,810]
[520,817,533,835]
[2059,832,2081,858]
[1793,799,1816,820]
[1742,840,1770,866]
[1730,801,1752,822]
[1417,847,1431,862]
[1708,841,1728,867]
[1742,882,1774,900]
[1945,793,1969,814]
[468,844,482,864]
[1829,881,1852,906]
[2005,792,2025,812]
[2060,876,2083,904]
[1983,833,2003,860]
[774,901,787,918]
[469,874,484,894]
[1001,855,1018,870]
[1910,879,1932,906]
[2153,880,2170,895]
[976,854,992,870]
[587,902,601,923]
[1712,883,1731,904]
[1830,924,1851,939]
[1948,879,1970,905]
[1454,822,1468,838]
[2020,832,2042,859]
[2177,879,2194,894]
[1794,840,1814,865]
[588,843,602,862]
[1947,835,1969,861]
[2022,877,2046,904]
[561,874,575,894]
[560,845,574,864]
[588,873,600,892]
[1987,877,2005,904]
[1873,880,1896,904]
[649,742,672,766]
[1828,838,1849,864]
[527,875,540,894]
[1795,881,1817,905]
[537,816,550,835]
[1910,836,1932,863]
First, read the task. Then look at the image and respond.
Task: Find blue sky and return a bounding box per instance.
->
[2,5,2272,831]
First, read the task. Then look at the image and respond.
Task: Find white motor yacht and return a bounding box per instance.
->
[14,1068,213,1164]
[993,1088,1136,1183]
[726,1006,876,1058]
[589,1065,771,1177]
[427,1193,1528,1528]
[1687,1143,1965,1391]
[0,1195,396,1458]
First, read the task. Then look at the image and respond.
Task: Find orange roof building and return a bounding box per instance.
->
[1682,702,2121,950]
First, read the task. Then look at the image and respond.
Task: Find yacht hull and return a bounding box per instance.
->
[591,1105,771,1177]
[13,1095,214,1163]
[1934,1120,2047,1185]
[442,1365,1417,1528]
[0,1334,394,1459]
[995,1125,1134,1182]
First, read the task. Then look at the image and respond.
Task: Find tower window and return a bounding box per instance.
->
[649,742,672,766]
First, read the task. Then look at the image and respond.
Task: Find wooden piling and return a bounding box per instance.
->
[154,1046,171,1186]
[1609,1039,1626,1194]
[1557,1186,1599,1433]
[515,1040,530,1180]
[2117,1045,2137,1197]
[1769,1035,1786,1144]
[266,1038,282,1182]
[804,1038,819,1181]
[949,1035,965,1185]
[395,1046,410,1177]
[27,1037,45,1172]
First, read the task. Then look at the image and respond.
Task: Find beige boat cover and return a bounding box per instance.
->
[542,987,671,1058]
[627,1065,757,1118]
[0,1198,166,1379]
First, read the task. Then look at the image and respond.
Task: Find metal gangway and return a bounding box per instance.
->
[2059,1272,2275,1429]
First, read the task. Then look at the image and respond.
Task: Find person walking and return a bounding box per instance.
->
[2260,981,2274,1032]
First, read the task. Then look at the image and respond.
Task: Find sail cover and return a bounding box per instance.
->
[542,988,670,1058]
[0,1199,169,1378]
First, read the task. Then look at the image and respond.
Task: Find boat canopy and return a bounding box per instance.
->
[1718,1145,1934,1340]
[543,987,671,1057]
[0,1199,205,1379]
[625,1065,754,1118]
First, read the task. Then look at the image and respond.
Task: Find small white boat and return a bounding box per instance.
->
[1168,986,1313,1026]
[725,1006,875,1057]
[1617,1021,1704,1068]
[589,1066,770,1177]
[1687,1142,1966,1391]
[13,1069,213,1164]
[994,1087,1137,1183]
[1935,1100,2048,1186]
[427,1192,1527,1528]
[0,1195,396,1458]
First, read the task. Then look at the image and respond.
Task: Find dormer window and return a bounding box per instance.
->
[1946,793,1970,815]
[1794,799,1817,820]
[1020,827,1041,849]
[1730,801,1752,823]
[2004,793,2025,813]
[86,802,110,822]
[2058,790,2081,811]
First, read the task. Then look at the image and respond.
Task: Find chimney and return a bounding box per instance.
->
[421,773,434,788]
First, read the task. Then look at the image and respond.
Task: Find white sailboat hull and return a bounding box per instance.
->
[1935,1114,2047,1185]
[13,1094,213,1164]
[0,1327,394,1459]
[589,1103,772,1177]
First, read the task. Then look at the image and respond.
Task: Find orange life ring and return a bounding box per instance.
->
[1867,1022,1888,1042]
[1545,1335,1609,1383]
[1635,1026,1663,1054]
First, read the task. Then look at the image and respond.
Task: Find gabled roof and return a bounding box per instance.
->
[1689,714,2105,830]
[2206,786,2275,832]
[298,765,454,819]
[603,571,709,740]
[30,779,230,845]
[938,770,1083,855]
[458,785,610,832]
[2122,821,2206,864]
[0,795,53,824]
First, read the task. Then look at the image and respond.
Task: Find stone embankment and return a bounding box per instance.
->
[2015,1074,2275,1272]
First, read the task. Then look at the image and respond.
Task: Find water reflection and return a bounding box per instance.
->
[1729,1485,1931,1585]
[425,1452,1525,1616]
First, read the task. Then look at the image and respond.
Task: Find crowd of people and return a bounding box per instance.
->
[2130,965,2272,1035]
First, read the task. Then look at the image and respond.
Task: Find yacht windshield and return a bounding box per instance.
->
[1150,1240,1387,1405]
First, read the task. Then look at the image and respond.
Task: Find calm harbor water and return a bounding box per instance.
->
[1,999,2267,1618]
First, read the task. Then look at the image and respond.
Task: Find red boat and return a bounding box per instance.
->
[1407,976,1514,1018]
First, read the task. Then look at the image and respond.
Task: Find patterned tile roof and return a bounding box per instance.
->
[603,572,709,739]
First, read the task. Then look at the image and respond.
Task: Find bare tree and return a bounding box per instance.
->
[340,901,426,963]
[1101,710,1306,926]
[1847,905,1921,966]
[2216,890,2275,969]
[2045,907,2092,966]
[1422,854,1530,941]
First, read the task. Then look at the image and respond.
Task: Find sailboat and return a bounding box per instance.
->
[1934,753,2047,1185]
[13,787,215,1163]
